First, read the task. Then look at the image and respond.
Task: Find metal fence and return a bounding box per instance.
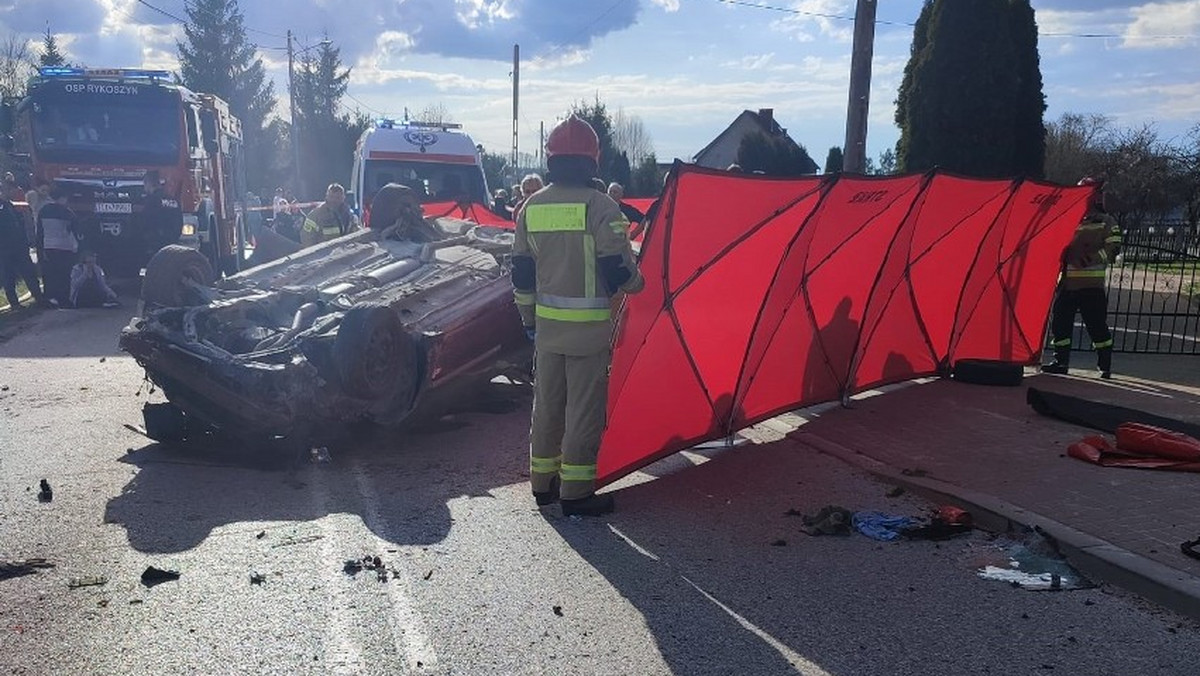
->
[1074,226,1200,355]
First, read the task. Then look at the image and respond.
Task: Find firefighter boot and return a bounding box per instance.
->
[1043,348,1070,375]
[1097,347,1113,380]
[561,493,615,517]
[533,477,560,507]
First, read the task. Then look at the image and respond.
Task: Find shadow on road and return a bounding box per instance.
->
[103,382,533,554]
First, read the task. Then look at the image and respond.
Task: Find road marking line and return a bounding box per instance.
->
[311,473,368,676]
[350,459,439,672]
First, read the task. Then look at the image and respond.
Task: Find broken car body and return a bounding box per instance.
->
[119,211,530,444]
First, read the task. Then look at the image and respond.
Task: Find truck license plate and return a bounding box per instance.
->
[95,202,133,214]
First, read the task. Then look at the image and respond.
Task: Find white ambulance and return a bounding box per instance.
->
[349,119,490,221]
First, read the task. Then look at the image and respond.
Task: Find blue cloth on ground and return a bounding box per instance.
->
[852,511,920,541]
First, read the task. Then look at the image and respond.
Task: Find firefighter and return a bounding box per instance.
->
[1044,176,1122,379]
[141,170,183,255]
[512,115,644,517]
[301,183,352,247]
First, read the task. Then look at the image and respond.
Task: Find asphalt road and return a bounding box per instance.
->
[2,294,1199,676]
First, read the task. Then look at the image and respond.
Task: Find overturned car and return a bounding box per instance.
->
[119,196,531,445]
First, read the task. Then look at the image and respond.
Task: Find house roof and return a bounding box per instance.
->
[693,109,818,174]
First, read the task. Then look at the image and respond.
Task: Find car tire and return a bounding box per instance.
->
[142,245,215,308]
[334,305,419,403]
[951,359,1024,386]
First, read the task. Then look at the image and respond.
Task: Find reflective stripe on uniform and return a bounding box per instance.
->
[536,305,611,322]
[560,463,597,482]
[526,203,587,232]
[537,293,610,310]
[583,234,596,299]
[1065,269,1107,278]
[514,291,536,306]
[531,455,562,474]
[609,219,627,235]
[1093,339,1114,349]
[1052,338,1073,347]
[1105,235,1123,244]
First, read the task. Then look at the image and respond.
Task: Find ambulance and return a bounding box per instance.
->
[349,119,490,223]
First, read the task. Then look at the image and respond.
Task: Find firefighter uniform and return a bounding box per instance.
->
[301,201,351,247]
[513,115,644,514]
[1046,179,1122,378]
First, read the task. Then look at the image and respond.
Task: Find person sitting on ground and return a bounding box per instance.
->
[69,251,119,309]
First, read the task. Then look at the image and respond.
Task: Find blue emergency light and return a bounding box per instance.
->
[38,67,172,80]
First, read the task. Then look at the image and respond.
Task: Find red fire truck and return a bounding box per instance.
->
[1,67,245,276]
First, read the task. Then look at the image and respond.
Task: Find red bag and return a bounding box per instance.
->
[1116,423,1200,462]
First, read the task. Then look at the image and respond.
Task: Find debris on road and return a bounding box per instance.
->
[1182,537,1200,562]
[140,566,181,587]
[37,479,52,502]
[256,531,266,540]
[976,537,1091,591]
[885,486,906,498]
[423,569,434,581]
[99,357,106,363]
[343,555,390,582]
[68,576,108,588]
[799,505,853,536]
[0,558,55,580]
[250,572,267,585]
[310,447,331,464]
[552,605,563,617]
[852,512,921,541]
[902,506,974,541]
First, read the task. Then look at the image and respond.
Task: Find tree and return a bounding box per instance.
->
[569,98,630,187]
[38,27,67,68]
[737,132,817,177]
[629,154,663,197]
[0,33,35,98]
[1043,112,1111,186]
[611,107,653,166]
[877,148,897,175]
[292,38,365,196]
[415,103,452,125]
[824,147,843,174]
[895,0,1046,178]
[480,150,510,196]
[177,0,277,195]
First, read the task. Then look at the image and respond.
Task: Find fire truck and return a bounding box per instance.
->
[0,67,246,276]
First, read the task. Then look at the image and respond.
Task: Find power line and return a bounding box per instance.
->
[344,91,387,118]
[532,0,632,64]
[134,0,286,39]
[714,0,1199,40]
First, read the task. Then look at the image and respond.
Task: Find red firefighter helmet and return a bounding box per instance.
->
[545,115,600,163]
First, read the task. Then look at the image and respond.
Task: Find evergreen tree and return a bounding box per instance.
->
[737,132,817,177]
[38,27,67,68]
[177,0,277,194]
[824,147,844,174]
[895,0,1044,178]
[877,148,897,175]
[293,38,363,196]
[1009,0,1046,177]
[569,98,629,185]
[629,154,662,197]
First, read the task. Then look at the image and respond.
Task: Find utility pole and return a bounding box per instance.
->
[539,121,545,170]
[842,0,877,174]
[511,44,520,186]
[287,30,301,197]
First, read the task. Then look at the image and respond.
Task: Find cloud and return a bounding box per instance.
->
[648,0,680,10]
[1123,1,1200,48]
[720,53,775,70]
[0,0,106,33]
[769,0,856,43]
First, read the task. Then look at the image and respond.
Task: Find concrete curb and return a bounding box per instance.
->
[793,431,1200,622]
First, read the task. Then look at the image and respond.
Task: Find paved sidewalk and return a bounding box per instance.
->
[764,367,1200,620]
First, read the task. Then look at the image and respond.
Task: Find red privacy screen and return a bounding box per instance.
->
[599,163,1091,485]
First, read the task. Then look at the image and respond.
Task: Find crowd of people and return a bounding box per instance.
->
[2,171,120,311]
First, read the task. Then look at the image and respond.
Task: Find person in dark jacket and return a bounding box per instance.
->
[1,195,44,309]
[141,170,183,256]
[36,187,78,307]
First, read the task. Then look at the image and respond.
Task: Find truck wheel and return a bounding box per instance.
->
[142,245,215,308]
[333,305,418,404]
[951,359,1024,386]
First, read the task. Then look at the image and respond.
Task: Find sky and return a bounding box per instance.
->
[2,0,1199,166]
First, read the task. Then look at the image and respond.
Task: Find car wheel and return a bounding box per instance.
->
[951,359,1024,386]
[334,305,419,404]
[142,245,215,308]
